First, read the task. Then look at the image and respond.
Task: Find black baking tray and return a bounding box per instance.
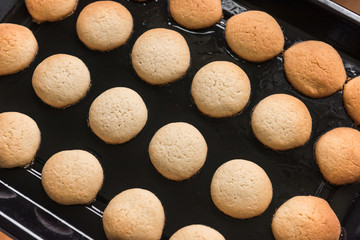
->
[1,0,360,239]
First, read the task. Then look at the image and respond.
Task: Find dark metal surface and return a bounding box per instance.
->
[0,0,18,21]
[0,0,360,239]
[310,0,360,25]
[0,180,90,240]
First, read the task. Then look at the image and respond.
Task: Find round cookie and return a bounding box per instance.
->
[41,150,103,205]
[25,0,78,23]
[315,127,360,185]
[0,112,41,168]
[149,122,207,181]
[343,76,360,124]
[225,10,284,62]
[284,40,346,98]
[131,28,190,85]
[191,61,251,118]
[170,224,225,240]
[32,54,91,108]
[210,159,273,219]
[251,94,312,151]
[103,188,165,240]
[89,87,148,144]
[0,23,38,76]
[272,196,341,240]
[76,1,133,51]
[169,0,222,30]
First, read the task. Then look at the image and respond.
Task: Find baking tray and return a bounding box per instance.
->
[1,0,360,239]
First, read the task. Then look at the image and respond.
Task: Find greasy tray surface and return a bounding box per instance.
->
[1,0,360,239]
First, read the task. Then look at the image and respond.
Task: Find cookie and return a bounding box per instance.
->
[76,1,133,51]
[0,23,38,76]
[32,54,91,108]
[25,0,78,23]
[225,10,284,62]
[272,196,341,240]
[191,61,251,118]
[210,159,273,219]
[315,127,360,185]
[343,76,360,124]
[284,40,346,98]
[0,112,41,168]
[41,150,103,205]
[149,122,207,181]
[170,224,225,240]
[103,188,165,240]
[131,28,190,85]
[251,94,312,151]
[169,0,222,30]
[89,87,147,144]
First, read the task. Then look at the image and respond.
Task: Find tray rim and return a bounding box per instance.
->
[309,0,360,24]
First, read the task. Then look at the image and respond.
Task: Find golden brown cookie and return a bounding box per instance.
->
[32,54,91,108]
[170,224,225,240]
[272,196,341,240]
[89,87,148,144]
[315,127,360,185]
[191,61,251,118]
[0,23,38,76]
[25,0,78,23]
[251,94,312,151]
[41,150,104,205]
[225,10,284,62]
[131,28,190,85]
[103,188,165,240]
[149,122,208,181]
[169,0,223,29]
[343,76,360,124]
[284,40,346,98]
[76,1,133,51]
[0,112,41,168]
[210,159,273,219]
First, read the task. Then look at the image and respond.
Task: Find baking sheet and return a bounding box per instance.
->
[0,0,360,239]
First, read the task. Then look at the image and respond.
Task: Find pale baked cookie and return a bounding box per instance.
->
[25,0,78,23]
[41,150,103,205]
[284,40,346,98]
[251,94,312,151]
[32,54,91,108]
[89,87,147,144]
[343,76,360,124]
[0,112,41,168]
[169,0,222,30]
[210,159,273,219]
[103,188,165,240]
[315,127,360,185]
[131,28,190,85]
[149,122,207,181]
[225,11,284,62]
[170,224,225,240]
[272,196,341,240]
[0,23,38,76]
[191,61,251,118]
[76,1,133,51]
